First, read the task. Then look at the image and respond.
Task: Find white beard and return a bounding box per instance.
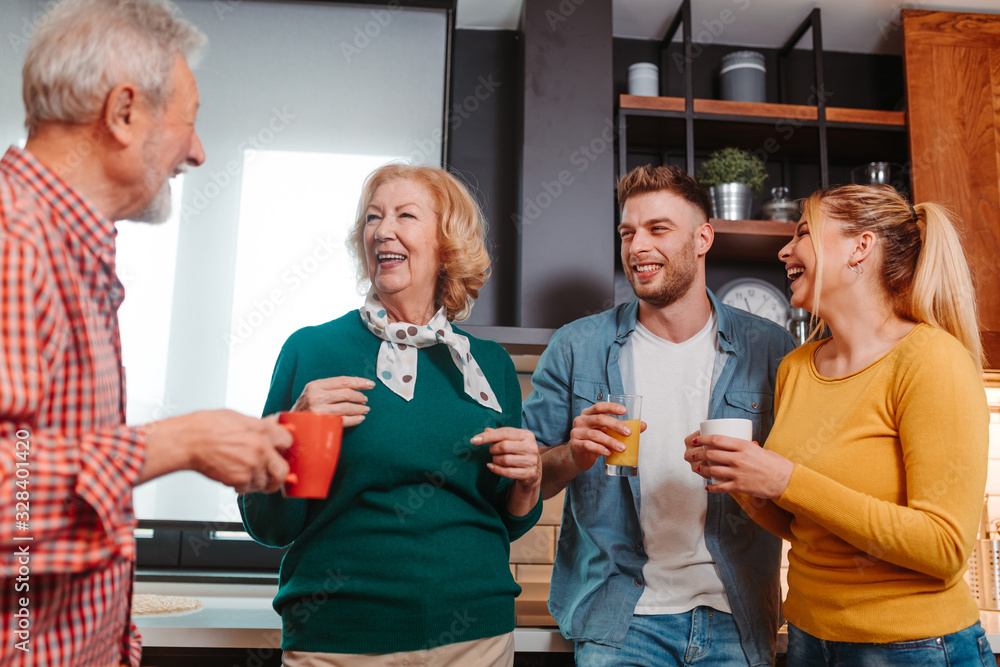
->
[131,122,175,224]
[132,178,172,224]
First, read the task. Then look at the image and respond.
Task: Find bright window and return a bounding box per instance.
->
[226,150,399,418]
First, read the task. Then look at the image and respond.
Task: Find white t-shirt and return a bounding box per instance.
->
[623,312,731,615]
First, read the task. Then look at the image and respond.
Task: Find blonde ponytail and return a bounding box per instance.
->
[909,202,983,371]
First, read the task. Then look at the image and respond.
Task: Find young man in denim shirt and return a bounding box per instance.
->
[523,165,796,666]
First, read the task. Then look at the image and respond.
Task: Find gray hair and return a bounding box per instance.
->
[22,0,206,134]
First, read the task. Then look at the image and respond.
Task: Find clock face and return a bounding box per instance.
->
[717,278,789,327]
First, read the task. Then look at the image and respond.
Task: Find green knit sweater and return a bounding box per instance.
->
[239,311,541,654]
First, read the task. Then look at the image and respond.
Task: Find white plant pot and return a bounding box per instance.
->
[709,183,753,220]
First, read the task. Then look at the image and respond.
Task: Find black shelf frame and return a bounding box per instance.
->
[619,1,878,190]
[656,0,694,175]
[777,8,828,187]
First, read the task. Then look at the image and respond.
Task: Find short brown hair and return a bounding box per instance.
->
[347,164,491,321]
[616,164,711,222]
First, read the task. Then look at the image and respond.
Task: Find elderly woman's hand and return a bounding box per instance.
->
[685,431,794,500]
[291,376,376,427]
[472,427,542,518]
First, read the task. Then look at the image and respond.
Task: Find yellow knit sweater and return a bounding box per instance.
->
[735,324,989,643]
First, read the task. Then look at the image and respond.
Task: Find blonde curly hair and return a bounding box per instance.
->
[347,164,491,321]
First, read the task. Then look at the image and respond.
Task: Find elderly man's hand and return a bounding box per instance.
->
[142,410,292,492]
[291,376,375,427]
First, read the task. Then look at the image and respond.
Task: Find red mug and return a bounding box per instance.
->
[278,412,343,498]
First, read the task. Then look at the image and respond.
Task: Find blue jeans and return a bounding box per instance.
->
[574,607,751,666]
[786,621,994,666]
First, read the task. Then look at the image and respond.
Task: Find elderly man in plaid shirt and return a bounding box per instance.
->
[0,1,295,665]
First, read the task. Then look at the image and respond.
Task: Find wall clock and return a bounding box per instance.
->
[716,278,790,327]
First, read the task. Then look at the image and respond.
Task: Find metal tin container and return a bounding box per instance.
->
[708,183,753,220]
[971,540,1000,610]
[721,51,766,103]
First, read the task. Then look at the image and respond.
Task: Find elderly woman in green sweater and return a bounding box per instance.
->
[239,164,542,666]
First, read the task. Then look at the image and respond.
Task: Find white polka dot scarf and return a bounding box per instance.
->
[359,290,502,412]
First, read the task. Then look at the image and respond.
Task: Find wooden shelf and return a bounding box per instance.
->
[709,218,795,262]
[621,95,816,122]
[694,98,818,121]
[620,95,905,128]
[620,98,908,164]
[619,94,684,112]
[827,107,906,126]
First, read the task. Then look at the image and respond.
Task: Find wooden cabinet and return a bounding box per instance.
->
[903,9,1000,369]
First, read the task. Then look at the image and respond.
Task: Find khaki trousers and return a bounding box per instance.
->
[281,632,514,667]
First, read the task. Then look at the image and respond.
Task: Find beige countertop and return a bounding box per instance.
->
[133,581,572,653]
[133,581,1000,654]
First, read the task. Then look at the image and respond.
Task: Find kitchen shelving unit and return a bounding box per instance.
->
[616,0,909,259]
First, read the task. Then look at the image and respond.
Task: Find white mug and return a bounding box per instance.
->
[699,418,753,486]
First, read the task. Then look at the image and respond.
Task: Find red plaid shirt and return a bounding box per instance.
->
[1,147,146,667]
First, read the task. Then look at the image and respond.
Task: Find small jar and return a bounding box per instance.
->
[762,186,799,222]
[628,62,659,97]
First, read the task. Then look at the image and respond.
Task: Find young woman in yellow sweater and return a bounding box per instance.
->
[686,185,991,666]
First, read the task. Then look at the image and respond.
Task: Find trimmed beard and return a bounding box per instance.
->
[133,179,172,224]
[131,123,174,224]
[625,232,699,308]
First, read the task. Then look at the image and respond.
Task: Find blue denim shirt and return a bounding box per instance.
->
[522,291,796,667]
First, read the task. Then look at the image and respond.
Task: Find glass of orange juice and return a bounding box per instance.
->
[605,394,641,477]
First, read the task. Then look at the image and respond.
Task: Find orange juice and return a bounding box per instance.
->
[605,419,641,467]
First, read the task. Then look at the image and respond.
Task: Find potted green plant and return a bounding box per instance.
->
[696,147,768,220]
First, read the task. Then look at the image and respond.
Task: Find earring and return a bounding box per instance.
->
[848,260,863,275]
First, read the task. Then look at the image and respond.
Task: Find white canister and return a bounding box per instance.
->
[628,62,659,97]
